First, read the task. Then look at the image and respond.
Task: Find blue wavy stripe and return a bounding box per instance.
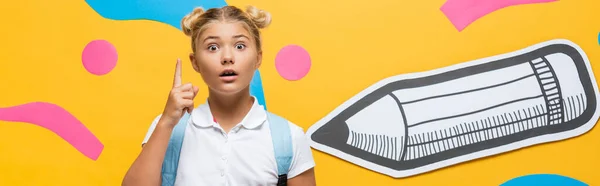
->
[85,0,268,109]
[501,174,588,186]
[85,0,227,30]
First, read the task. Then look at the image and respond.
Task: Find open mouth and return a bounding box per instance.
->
[220,69,238,77]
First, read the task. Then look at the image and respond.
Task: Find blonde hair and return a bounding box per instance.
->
[181,5,272,52]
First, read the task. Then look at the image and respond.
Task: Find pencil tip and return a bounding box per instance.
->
[311,115,349,147]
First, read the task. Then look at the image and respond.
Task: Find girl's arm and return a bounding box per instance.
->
[122,120,174,186]
[286,124,318,185]
[122,59,198,186]
[288,168,317,186]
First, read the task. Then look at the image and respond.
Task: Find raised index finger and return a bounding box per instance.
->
[173,58,182,88]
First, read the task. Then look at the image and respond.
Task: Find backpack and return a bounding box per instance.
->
[160,111,293,186]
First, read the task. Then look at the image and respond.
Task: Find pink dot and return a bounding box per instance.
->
[82,40,118,76]
[275,45,311,81]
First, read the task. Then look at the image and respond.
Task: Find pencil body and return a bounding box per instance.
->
[307,39,600,178]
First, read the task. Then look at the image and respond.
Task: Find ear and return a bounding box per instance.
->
[189,53,201,73]
[255,50,262,69]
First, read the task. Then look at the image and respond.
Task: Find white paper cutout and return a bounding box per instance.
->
[306,39,600,178]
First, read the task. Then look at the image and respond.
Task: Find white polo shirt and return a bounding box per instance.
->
[142,98,316,186]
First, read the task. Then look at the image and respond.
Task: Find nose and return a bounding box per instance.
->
[221,58,234,65]
[221,47,235,65]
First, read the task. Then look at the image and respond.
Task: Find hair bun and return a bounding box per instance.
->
[181,7,205,36]
[246,6,272,29]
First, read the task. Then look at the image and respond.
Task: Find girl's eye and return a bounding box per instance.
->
[236,44,246,50]
[208,45,218,51]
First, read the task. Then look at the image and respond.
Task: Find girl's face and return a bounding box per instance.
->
[190,21,262,96]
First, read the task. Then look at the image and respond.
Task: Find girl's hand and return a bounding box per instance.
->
[160,59,199,127]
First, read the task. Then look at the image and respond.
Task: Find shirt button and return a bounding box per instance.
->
[221,156,226,160]
[221,172,225,177]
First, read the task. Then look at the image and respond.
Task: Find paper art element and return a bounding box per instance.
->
[0,102,104,160]
[440,0,557,31]
[250,70,268,110]
[275,45,312,81]
[82,40,118,76]
[306,39,599,178]
[84,0,227,30]
[501,174,588,186]
[84,0,270,109]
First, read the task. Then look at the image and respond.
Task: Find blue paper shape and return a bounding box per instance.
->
[501,174,588,186]
[85,0,269,109]
[85,0,227,30]
[250,70,268,110]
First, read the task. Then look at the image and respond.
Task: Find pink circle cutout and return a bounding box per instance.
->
[275,45,311,81]
[82,40,118,75]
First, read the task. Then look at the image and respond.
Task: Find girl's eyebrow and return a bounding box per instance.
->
[203,36,219,43]
[233,34,250,40]
[202,34,249,43]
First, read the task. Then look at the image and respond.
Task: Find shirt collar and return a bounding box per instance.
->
[191,96,267,129]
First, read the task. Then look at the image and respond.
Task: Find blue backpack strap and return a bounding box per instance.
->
[160,112,191,186]
[266,112,293,185]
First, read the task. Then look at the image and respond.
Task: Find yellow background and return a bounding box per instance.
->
[0,0,599,185]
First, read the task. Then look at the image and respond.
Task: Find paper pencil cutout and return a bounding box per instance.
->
[306,39,600,178]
